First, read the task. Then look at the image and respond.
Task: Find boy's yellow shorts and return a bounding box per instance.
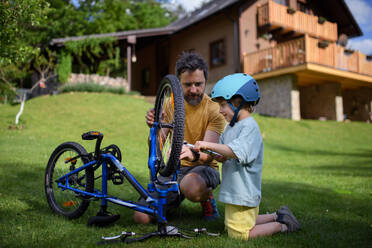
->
[225,203,259,240]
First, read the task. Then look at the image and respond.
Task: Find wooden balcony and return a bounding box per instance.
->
[243,35,372,87]
[258,0,338,42]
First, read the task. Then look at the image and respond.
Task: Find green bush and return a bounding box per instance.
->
[57,52,72,84]
[0,82,16,104]
[60,82,127,95]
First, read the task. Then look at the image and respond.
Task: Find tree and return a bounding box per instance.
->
[52,0,179,77]
[0,0,183,96]
[0,0,49,65]
[0,0,50,104]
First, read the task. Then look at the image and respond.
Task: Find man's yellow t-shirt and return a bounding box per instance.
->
[182,94,226,169]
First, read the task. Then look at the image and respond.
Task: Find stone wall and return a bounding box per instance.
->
[68,73,129,92]
[256,74,300,120]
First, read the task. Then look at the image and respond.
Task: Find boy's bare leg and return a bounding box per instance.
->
[249,222,282,238]
[256,213,276,225]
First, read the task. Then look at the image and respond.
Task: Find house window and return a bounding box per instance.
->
[210,39,226,68]
[297,1,311,14]
[274,0,289,6]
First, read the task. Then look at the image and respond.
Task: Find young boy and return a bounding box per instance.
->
[193,73,300,240]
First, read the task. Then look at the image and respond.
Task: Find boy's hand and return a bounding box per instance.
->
[194,141,225,162]
[194,141,209,152]
[145,108,155,127]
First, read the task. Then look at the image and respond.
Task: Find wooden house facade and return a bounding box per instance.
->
[51,0,372,122]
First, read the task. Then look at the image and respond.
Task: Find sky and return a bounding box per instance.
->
[175,0,372,55]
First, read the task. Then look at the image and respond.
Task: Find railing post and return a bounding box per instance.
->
[356,50,361,74]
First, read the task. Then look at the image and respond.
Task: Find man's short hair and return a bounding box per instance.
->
[175,52,208,81]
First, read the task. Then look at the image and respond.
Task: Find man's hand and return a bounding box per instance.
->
[145,108,155,127]
[180,145,196,161]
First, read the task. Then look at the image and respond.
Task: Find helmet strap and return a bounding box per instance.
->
[228,100,245,127]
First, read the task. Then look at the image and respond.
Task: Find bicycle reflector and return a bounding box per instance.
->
[63,200,77,207]
[65,157,76,164]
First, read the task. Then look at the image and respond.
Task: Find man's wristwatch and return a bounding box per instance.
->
[191,149,200,162]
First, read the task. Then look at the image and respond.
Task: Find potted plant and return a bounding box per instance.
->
[287,7,296,14]
[344,48,355,54]
[260,33,272,40]
[318,16,327,24]
[318,40,329,48]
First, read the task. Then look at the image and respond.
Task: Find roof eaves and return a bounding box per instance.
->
[50,26,176,46]
[338,0,363,37]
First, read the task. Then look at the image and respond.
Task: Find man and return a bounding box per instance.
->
[134,52,226,224]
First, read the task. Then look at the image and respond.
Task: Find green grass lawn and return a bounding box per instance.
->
[0,92,371,247]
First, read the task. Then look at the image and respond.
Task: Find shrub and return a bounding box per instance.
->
[59,82,127,95]
[57,52,72,84]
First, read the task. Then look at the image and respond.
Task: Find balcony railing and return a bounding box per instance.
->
[243,35,372,77]
[258,0,338,41]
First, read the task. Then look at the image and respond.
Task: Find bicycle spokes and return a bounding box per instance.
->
[157,87,175,166]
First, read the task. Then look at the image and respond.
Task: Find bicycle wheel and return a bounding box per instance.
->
[45,142,94,219]
[154,74,185,177]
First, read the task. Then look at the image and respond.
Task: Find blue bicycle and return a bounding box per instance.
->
[44,75,203,243]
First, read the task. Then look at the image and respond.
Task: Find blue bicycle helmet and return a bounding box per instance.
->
[211,73,260,126]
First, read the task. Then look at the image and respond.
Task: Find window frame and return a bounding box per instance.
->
[209,38,226,69]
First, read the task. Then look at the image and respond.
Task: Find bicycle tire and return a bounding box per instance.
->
[45,142,94,219]
[154,74,185,177]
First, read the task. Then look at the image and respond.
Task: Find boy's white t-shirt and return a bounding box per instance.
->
[218,116,263,207]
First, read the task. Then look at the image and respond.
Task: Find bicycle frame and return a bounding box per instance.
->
[55,122,180,224]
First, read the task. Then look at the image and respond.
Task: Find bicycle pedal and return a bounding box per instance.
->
[112,174,124,185]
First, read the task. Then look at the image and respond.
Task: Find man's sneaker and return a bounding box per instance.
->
[201,194,220,221]
[276,206,301,232]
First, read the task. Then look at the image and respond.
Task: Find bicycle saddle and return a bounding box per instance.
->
[82,131,103,140]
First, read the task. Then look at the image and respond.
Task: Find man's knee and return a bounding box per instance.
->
[133,211,152,224]
[180,173,210,202]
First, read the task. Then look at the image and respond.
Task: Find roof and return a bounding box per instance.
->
[168,0,240,30]
[50,0,362,46]
[50,0,241,46]
[337,0,363,37]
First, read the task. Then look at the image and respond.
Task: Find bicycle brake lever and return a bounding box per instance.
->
[194,228,220,237]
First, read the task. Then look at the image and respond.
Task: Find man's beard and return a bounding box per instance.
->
[185,94,203,106]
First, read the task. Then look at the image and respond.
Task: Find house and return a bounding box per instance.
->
[51,0,372,122]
